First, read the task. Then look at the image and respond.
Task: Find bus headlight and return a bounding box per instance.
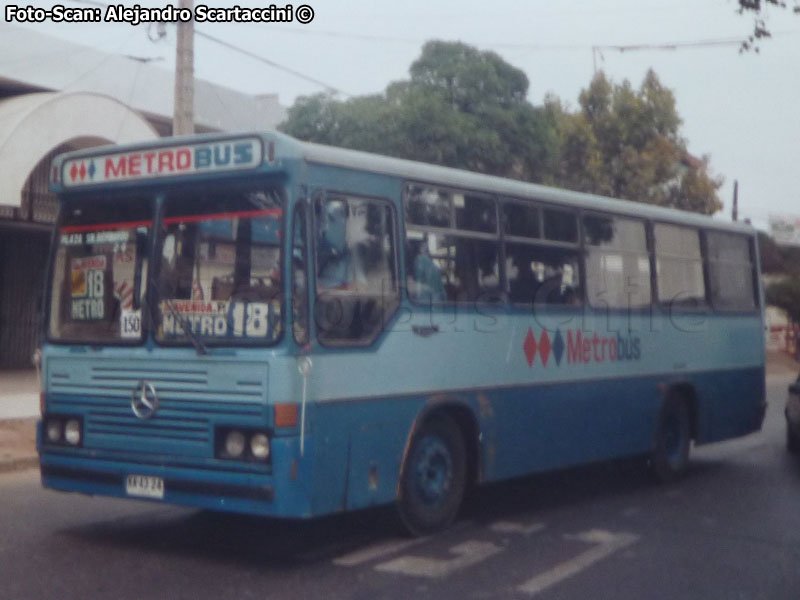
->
[215,427,271,462]
[225,430,246,458]
[64,419,82,446]
[250,433,270,460]
[43,415,82,447]
[45,419,62,444]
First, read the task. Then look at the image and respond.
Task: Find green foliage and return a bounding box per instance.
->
[738,0,800,51]
[766,277,800,322]
[408,41,529,110]
[281,41,558,182]
[548,71,722,215]
[280,93,396,154]
[758,232,800,275]
[280,41,721,215]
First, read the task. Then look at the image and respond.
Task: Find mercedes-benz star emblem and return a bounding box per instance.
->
[131,381,159,420]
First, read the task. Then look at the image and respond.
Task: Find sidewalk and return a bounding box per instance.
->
[0,370,40,420]
[0,418,37,473]
[766,349,799,377]
[0,369,40,473]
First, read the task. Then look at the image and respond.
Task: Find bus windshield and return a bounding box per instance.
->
[48,197,152,343]
[154,186,283,346]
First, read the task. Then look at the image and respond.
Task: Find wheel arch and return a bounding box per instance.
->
[663,382,700,441]
[398,395,482,499]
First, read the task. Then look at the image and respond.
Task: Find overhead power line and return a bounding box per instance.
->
[193,30,351,96]
[591,37,747,72]
[68,0,350,96]
[262,25,798,51]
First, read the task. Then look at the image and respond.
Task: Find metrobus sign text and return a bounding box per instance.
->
[60,137,263,187]
[523,327,641,368]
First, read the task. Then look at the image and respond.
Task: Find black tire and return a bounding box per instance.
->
[397,415,467,536]
[787,426,800,455]
[650,396,692,483]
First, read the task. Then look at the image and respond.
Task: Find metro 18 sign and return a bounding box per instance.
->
[61,137,263,187]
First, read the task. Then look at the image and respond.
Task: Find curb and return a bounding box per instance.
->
[0,417,38,475]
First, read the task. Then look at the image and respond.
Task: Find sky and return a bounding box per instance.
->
[9,0,800,229]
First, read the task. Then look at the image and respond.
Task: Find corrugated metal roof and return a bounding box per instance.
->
[0,23,286,132]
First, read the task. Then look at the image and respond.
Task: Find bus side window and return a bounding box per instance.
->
[502,201,581,307]
[314,195,398,345]
[505,243,581,306]
[654,223,705,309]
[706,231,757,311]
[405,185,500,304]
[584,214,651,310]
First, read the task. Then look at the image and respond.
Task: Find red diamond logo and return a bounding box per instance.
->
[79,163,87,181]
[70,163,78,181]
[523,327,537,367]
[539,330,551,367]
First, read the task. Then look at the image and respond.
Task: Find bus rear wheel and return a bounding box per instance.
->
[650,396,692,483]
[397,415,467,536]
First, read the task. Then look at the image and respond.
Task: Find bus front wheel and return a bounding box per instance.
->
[650,396,692,483]
[397,415,467,536]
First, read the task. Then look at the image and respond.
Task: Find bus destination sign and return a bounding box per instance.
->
[60,137,263,187]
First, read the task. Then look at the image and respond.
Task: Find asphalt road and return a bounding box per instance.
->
[1,375,799,600]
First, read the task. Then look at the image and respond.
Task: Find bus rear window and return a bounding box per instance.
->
[48,197,152,343]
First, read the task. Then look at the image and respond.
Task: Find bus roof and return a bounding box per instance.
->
[300,138,754,236]
[52,130,753,236]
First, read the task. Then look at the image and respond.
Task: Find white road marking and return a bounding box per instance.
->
[333,537,428,567]
[490,520,545,536]
[375,540,503,578]
[517,529,640,596]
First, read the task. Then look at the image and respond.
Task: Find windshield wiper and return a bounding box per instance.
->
[163,297,208,356]
[147,275,208,355]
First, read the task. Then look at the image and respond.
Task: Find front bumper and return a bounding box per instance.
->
[38,423,312,518]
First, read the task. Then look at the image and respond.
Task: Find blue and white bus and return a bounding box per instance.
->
[39,131,766,534]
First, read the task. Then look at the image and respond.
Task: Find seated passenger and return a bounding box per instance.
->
[412,240,445,303]
[317,201,354,290]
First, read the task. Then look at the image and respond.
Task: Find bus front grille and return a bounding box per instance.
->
[45,358,268,458]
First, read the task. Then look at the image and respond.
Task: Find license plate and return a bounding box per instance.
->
[125,474,164,499]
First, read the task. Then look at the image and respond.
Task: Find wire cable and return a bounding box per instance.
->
[67,0,350,95]
[194,30,351,96]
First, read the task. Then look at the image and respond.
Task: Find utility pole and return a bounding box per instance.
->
[732,180,739,222]
[173,0,194,136]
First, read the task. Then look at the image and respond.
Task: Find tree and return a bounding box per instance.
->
[738,0,800,51]
[767,277,800,323]
[758,232,800,275]
[281,43,721,215]
[548,71,723,215]
[280,41,559,182]
[279,92,398,154]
